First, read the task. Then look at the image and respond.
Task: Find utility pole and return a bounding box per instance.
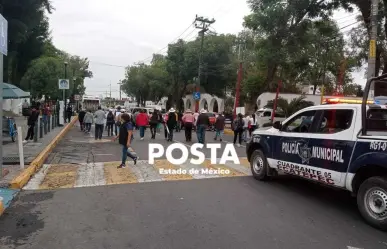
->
[194,15,215,112]
[233,39,245,119]
[118,81,122,101]
[367,0,378,99]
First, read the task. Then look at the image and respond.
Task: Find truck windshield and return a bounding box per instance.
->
[367,109,387,136]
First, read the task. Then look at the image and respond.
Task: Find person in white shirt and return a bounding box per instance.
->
[114,106,122,136]
[249,113,258,137]
[243,114,250,141]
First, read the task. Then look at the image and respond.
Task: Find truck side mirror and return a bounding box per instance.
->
[273,121,282,130]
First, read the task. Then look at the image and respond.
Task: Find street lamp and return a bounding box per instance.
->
[63,61,68,124]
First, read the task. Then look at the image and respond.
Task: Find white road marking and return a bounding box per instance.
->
[129,160,164,183]
[347,246,363,249]
[75,163,106,188]
[23,164,51,190]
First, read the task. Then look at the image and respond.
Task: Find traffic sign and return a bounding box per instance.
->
[0,14,8,56]
[74,94,81,101]
[193,92,200,100]
[58,79,70,90]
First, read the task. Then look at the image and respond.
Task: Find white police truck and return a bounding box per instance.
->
[246,75,387,231]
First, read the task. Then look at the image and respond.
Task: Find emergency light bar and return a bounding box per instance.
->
[323,98,374,104]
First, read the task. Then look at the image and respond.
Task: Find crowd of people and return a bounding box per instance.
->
[74,105,260,167]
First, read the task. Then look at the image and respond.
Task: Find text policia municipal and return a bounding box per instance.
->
[148,143,240,165]
[282,142,344,163]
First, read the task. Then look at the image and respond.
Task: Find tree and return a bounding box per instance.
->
[0,0,54,84]
[265,95,314,117]
[20,56,65,100]
[243,0,349,103]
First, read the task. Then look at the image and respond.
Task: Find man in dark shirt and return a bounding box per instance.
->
[214,112,225,141]
[196,109,210,144]
[78,109,86,131]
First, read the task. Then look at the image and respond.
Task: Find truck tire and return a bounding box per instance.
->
[357,176,387,231]
[250,149,270,181]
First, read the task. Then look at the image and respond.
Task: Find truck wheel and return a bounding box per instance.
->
[250,149,270,181]
[357,176,387,231]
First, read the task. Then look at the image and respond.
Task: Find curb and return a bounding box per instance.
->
[224,129,233,135]
[9,117,78,189]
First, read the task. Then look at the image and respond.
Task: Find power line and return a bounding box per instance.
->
[138,22,196,63]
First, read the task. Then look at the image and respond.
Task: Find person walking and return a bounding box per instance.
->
[163,112,169,140]
[94,106,106,140]
[114,106,122,135]
[113,113,138,168]
[149,111,159,139]
[135,109,149,140]
[23,107,39,143]
[156,110,163,133]
[214,112,225,141]
[78,108,86,131]
[196,109,210,144]
[66,105,72,123]
[106,110,115,136]
[249,113,257,137]
[233,113,245,147]
[166,108,177,141]
[182,109,194,142]
[243,114,250,142]
[84,110,93,133]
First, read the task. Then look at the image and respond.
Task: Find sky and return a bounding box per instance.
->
[49,0,365,99]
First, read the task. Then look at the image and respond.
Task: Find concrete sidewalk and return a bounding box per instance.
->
[0,116,66,188]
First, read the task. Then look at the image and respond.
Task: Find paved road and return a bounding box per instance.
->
[0,124,386,249]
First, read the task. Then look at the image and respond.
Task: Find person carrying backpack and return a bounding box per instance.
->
[233,113,244,147]
[106,110,115,136]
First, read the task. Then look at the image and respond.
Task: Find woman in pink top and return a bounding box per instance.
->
[182,109,194,142]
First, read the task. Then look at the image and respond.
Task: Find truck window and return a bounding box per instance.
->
[263,111,271,117]
[315,109,353,134]
[367,108,387,136]
[281,110,316,133]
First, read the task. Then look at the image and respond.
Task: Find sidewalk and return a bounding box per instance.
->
[0,116,66,188]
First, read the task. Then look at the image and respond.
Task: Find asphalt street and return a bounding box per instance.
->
[0,124,386,249]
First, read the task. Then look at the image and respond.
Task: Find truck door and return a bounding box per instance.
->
[306,108,356,187]
[272,110,318,168]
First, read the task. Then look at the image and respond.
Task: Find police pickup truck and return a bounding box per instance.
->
[246,96,387,230]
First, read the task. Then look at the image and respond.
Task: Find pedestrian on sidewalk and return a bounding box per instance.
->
[66,105,72,123]
[23,107,39,143]
[84,110,93,133]
[166,108,177,141]
[106,110,115,136]
[113,113,138,168]
[149,111,159,139]
[214,112,225,141]
[94,106,106,140]
[78,108,86,131]
[182,109,194,142]
[196,109,210,144]
[233,113,244,147]
[135,109,149,140]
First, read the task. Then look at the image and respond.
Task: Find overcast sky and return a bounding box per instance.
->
[49,0,364,99]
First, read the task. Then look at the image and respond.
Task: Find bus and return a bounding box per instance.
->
[82,96,101,111]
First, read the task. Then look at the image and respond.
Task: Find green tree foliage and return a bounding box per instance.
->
[121,34,237,109]
[265,95,314,117]
[0,0,53,85]
[1,0,93,99]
